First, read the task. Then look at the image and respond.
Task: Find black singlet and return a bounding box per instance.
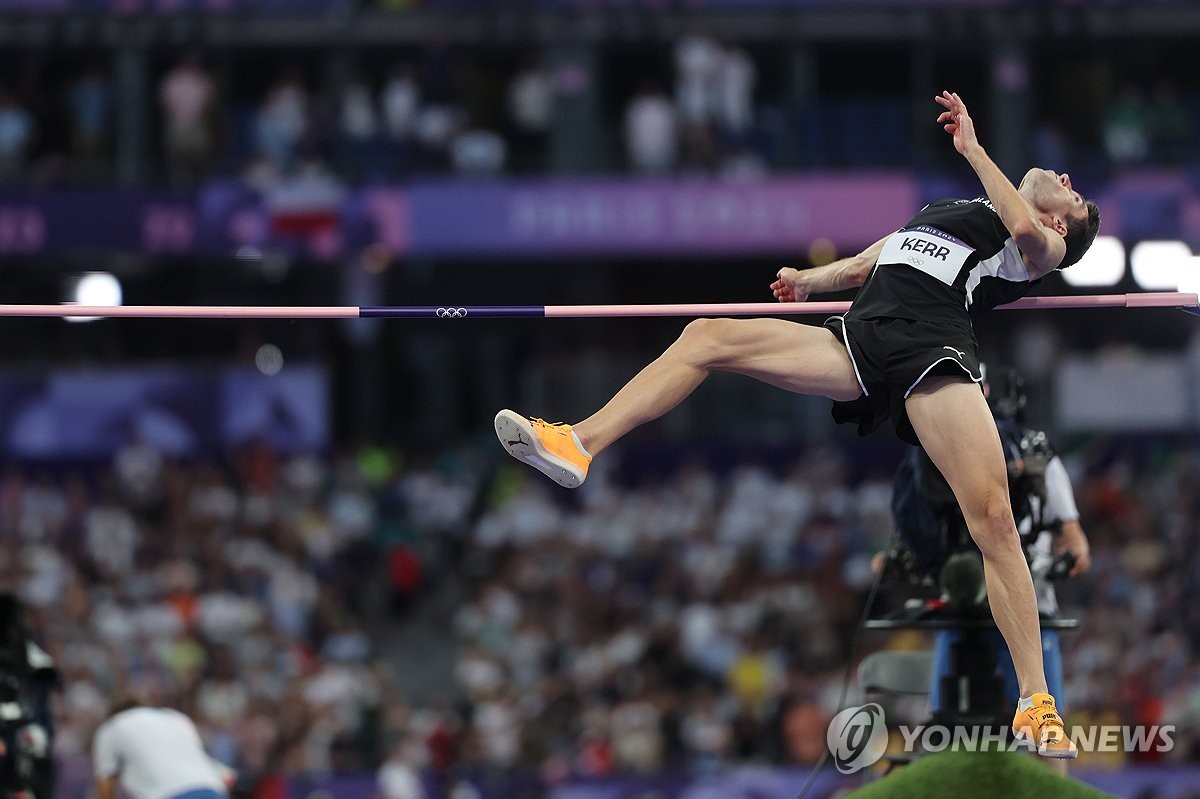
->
[847,197,1046,330]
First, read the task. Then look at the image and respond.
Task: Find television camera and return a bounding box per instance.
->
[0,595,57,799]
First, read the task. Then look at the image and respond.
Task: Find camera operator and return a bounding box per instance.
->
[880,366,1090,770]
[93,698,235,799]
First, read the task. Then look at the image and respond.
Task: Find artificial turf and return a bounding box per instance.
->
[845,747,1115,799]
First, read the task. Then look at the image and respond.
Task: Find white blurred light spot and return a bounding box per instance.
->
[67,272,122,323]
[1131,240,1191,290]
[255,344,284,376]
[1178,256,1200,298]
[1062,235,1124,287]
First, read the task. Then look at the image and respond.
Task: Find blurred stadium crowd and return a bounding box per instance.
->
[2,432,1196,796]
[0,2,1196,797]
[0,36,1195,187]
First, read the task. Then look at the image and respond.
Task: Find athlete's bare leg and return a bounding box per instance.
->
[573,317,862,455]
[905,375,1048,699]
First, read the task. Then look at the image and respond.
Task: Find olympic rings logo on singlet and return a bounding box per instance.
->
[879,225,976,286]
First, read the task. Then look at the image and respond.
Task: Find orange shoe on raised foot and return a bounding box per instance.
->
[1012,693,1077,759]
[494,410,592,489]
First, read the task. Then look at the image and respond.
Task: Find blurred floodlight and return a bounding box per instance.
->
[1178,257,1200,298]
[1061,235,1124,287]
[255,344,284,376]
[807,237,837,267]
[66,272,123,323]
[1130,240,1191,290]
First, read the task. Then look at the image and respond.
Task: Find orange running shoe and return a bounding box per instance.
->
[494,410,592,488]
[1012,693,1077,759]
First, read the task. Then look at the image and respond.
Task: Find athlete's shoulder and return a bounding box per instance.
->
[945,197,1001,216]
[917,196,991,208]
[914,197,1002,221]
[916,198,964,213]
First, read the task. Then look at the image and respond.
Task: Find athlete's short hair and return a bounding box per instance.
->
[1061,199,1101,269]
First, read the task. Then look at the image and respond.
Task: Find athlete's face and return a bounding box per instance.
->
[1019,168,1089,237]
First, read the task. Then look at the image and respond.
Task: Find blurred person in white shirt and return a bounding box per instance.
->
[624,83,677,175]
[673,32,721,125]
[340,78,380,180]
[0,88,34,181]
[341,81,378,142]
[255,69,309,177]
[382,65,421,142]
[114,431,164,512]
[84,484,138,578]
[379,741,426,799]
[158,53,215,185]
[715,45,756,138]
[93,699,234,799]
[507,58,552,173]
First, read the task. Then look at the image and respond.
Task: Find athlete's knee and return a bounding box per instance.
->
[675,317,739,365]
[965,484,1018,551]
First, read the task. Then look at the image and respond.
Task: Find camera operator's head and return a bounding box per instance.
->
[105,697,143,720]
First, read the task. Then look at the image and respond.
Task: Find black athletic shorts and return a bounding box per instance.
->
[822,315,983,445]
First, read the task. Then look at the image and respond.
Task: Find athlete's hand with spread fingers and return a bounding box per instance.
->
[935,90,980,157]
[771,267,810,303]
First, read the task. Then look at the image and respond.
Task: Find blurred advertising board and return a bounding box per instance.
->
[0,171,1189,260]
[0,366,328,459]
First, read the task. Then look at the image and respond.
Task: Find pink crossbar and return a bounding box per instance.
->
[0,292,1192,319]
[546,292,1198,318]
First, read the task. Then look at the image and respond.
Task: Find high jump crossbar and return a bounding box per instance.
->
[0,292,1194,319]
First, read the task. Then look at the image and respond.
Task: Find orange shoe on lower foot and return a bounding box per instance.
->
[494,410,592,488]
[1012,693,1077,759]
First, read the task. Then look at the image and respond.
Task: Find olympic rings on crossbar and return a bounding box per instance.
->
[436,307,469,319]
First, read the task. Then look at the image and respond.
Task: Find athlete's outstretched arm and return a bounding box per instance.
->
[935,90,1066,275]
[771,234,889,302]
